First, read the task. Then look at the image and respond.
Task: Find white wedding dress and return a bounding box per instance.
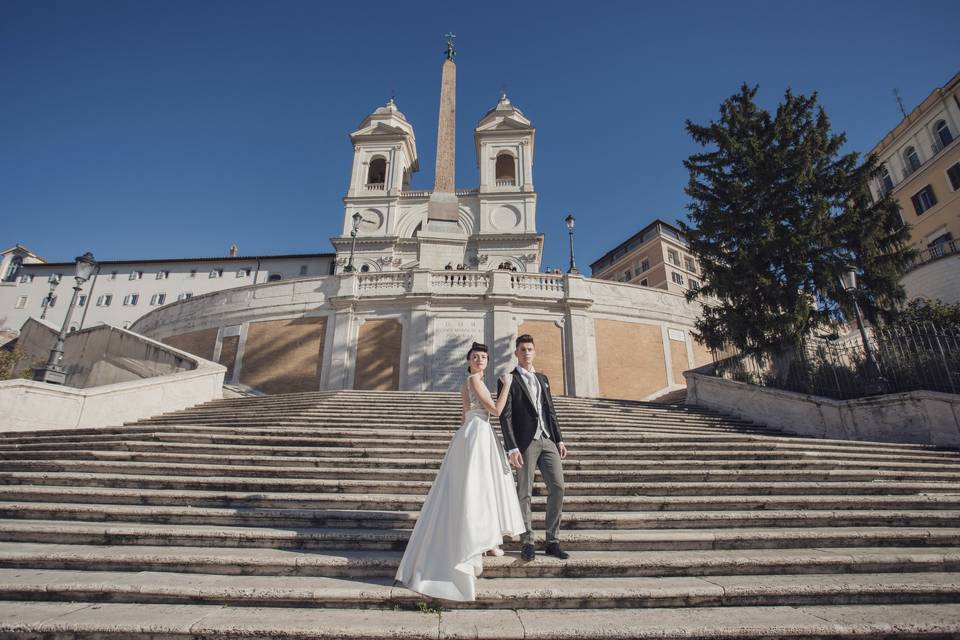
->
[394,379,525,601]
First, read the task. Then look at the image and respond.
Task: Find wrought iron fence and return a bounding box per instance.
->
[712,323,960,400]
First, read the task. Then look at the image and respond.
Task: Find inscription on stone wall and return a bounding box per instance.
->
[432,317,485,392]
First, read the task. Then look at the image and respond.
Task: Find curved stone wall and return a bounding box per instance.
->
[130,270,707,400]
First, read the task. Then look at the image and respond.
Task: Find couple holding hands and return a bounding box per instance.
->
[395,334,569,602]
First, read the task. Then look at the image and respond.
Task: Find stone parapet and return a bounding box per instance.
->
[685,371,960,448]
[129,271,704,398]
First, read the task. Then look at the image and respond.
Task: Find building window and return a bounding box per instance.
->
[671,271,684,285]
[639,278,648,286]
[947,162,960,191]
[19,274,34,283]
[96,294,113,307]
[236,268,251,278]
[189,269,197,278]
[48,274,62,284]
[177,292,193,301]
[622,270,632,282]
[495,152,516,186]
[299,265,308,276]
[360,264,370,273]
[639,258,650,273]
[110,271,118,280]
[935,120,954,149]
[3,256,23,282]
[683,256,695,272]
[156,270,169,280]
[15,295,27,309]
[77,295,87,307]
[209,268,223,278]
[150,293,167,305]
[122,294,139,306]
[268,274,282,282]
[911,185,938,215]
[903,146,921,175]
[667,249,680,266]
[690,278,701,291]
[129,270,143,280]
[367,157,387,185]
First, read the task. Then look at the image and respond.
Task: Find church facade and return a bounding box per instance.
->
[5,44,708,401]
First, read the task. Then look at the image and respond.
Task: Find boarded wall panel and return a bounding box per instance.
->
[354,319,402,391]
[516,320,566,396]
[162,328,218,362]
[595,320,667,400]
[241,317,326,395]
[669,335,689,386]
[219,335,239,381]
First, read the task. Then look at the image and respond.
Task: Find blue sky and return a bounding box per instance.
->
[2,0,958,272]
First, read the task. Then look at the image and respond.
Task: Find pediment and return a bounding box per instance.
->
[476,117,532,133]
[352,122,408,138]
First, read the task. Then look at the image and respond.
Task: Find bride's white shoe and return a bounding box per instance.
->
[487,546,505,557]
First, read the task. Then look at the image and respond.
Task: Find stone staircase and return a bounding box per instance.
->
[0,390,959,638]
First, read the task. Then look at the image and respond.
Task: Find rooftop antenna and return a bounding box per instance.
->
[893,88,907,119]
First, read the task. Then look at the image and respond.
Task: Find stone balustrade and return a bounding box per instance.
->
[129,269,708,399]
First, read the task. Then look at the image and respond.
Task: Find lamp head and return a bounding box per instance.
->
[74,252,97,283]
[840,264,857,292]
[565,214,575,231]
[351,212,363,231]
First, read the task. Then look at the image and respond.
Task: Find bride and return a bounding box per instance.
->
[394,342,525,602]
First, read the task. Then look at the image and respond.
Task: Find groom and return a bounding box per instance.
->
[497,334,569,561]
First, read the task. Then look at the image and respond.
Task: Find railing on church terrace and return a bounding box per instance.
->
[356,271,412,296]
[398,188,480,198]
[431,271,490,293]
[354,270,567,300]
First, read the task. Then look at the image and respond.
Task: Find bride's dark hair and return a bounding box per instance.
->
[466,342,488,372]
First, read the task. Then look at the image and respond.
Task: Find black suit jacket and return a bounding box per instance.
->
[497,368,563,454]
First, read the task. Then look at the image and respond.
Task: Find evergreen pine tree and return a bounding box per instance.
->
[680,84,916,357]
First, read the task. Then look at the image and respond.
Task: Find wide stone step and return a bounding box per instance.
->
[3,601,960,639]
[5,440,955,465]
[7,459,960,483]
[2,568,959,609]
[5,471,959,497]
[5,448,958,473]
[2,543,958,579]
[3,500,960,530]
[2,520,958,551]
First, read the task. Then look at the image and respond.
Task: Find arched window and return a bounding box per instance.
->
[903,146,921,174]
[879,165,894,194]
[367,157,387,187]
[935,120,954,148]
[495,153,516,186]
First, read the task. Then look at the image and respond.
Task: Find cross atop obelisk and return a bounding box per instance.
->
[427,33,458,224]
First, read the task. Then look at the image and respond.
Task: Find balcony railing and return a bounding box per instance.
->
[909,239,959,271]
[365,182,385,191]
[495,178,515,187]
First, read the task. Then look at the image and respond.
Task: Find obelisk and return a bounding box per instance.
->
[426,34,460,229]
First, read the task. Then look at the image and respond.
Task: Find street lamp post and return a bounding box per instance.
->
[344,212,362,273]
[565,213,580,275]
[39,274,61,321]
[840,265,887,394]
[33,252,97,385]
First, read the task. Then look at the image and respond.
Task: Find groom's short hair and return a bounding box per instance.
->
[515,334,535,348]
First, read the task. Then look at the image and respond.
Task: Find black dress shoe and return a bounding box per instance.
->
[544,542,570,559]
[520,543,536,561]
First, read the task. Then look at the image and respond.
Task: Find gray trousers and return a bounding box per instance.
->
[517,437,564,544]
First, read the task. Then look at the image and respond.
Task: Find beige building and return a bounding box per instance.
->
[867,71,960,303]
[589,219,702,295]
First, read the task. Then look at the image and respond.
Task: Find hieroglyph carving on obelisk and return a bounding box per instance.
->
[427,33,459,224]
